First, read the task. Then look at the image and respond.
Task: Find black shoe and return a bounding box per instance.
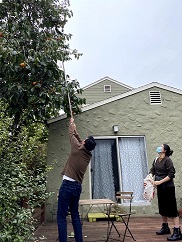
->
[167,227,182,241]
[156,223,171,235]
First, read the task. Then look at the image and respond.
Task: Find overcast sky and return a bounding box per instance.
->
[64,0,182,90]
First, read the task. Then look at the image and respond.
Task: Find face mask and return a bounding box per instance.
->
[156,146,163,153]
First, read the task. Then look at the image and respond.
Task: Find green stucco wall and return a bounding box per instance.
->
[46,87,182,221]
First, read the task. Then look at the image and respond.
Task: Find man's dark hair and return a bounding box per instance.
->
[84,136,96,151]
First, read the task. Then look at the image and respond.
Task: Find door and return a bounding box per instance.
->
[91,137,148,202]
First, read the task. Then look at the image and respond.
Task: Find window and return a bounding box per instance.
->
[91,139,119,201]
[90,137,148,203]
[149,91,162,104]
[104,85,111,92]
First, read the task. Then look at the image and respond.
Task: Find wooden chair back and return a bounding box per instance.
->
[116,191,133,213]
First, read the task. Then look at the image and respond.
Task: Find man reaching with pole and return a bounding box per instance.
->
[57,117,96,242]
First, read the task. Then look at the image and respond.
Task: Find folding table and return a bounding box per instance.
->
[79,198,115,242]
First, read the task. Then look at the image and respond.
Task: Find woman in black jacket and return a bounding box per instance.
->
[150,143,182,241]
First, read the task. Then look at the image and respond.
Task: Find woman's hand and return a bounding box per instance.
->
[155,181,161,186]
[144,174,154,187]
[152,180,162,186]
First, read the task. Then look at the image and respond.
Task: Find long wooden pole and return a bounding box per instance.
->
[62,60,73,119]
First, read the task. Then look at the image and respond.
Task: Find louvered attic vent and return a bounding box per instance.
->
[149,91,162,105]
[104,85,111,92]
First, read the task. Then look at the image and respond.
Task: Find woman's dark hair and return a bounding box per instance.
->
[84,136,96,151]
[163,143,173,157]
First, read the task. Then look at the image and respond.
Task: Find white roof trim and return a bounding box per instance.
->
[82,76,133,90]
[47,82,182,124]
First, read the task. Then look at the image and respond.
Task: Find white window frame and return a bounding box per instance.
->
[104,85,111,93]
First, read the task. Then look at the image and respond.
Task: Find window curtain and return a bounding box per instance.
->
[91,140,116,201]
[118,137,148,202]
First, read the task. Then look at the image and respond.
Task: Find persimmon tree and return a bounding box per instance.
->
[0,0,85,133]
[0,1,85,241]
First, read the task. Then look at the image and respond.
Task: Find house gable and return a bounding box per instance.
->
[76,76,133,105]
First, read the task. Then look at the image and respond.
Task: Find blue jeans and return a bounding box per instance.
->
[57,179,83,242]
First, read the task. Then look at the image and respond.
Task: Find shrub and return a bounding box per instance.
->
[0,109,51,241]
